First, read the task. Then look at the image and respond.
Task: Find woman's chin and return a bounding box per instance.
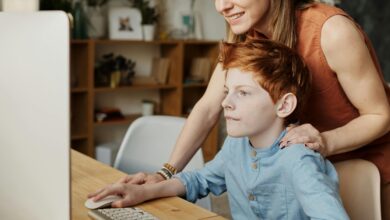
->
[230,25,250,35]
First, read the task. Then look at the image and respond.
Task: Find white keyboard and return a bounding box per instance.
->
[88,207,159,220]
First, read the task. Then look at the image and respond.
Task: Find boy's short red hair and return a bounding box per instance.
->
[220,38,311,124]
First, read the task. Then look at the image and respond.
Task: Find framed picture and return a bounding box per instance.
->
[108,7,143,40]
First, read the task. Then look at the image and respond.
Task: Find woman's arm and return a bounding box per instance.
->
[280,15,390,155]
[320,15,390,155]
[168,63,227,171]
[105,63,227,185]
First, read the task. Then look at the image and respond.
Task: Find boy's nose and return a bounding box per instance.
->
[222,96,234,110]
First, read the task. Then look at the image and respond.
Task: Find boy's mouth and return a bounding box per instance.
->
[225,116,240,121]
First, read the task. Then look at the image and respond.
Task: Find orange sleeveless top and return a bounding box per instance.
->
[296,3,390,183]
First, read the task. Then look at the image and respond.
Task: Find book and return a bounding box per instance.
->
[188,58,211,83]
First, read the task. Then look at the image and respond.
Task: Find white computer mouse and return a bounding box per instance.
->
[84,195,122,209]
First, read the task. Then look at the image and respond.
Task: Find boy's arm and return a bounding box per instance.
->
[286,148,349,220]
[97,178,186,208]
[173,138,232,202]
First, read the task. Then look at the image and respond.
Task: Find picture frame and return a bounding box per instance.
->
[108,7,143,40]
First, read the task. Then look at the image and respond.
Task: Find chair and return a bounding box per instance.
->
[114,115,212,210]
[334,159,381,220]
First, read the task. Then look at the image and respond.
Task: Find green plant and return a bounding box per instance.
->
[130,0,159,25]
[95,53,136,87]
[87,0,109,7]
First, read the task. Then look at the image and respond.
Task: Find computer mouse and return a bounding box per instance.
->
[84,195,122,209]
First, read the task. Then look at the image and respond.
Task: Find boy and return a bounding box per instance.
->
[91,39,349,219]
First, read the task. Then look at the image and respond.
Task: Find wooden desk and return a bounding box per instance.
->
[71,150,226,220]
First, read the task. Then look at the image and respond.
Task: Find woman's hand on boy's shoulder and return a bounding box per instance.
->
[279,123,329,157]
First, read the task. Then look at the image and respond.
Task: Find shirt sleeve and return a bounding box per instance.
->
[286,146,350,220]
[173,138,231,203]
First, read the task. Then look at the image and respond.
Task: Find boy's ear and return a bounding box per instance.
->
[275,93,297,118]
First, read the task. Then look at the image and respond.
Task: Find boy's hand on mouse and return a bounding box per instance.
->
[87,173,165,201]
[280,123,329,157]
[118,172,165,185]
[89,183,149,208]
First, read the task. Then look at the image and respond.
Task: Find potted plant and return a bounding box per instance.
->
[86,0,109,38]
[130,0,158,41]
[95,53,136,88]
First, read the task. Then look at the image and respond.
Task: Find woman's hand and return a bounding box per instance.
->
[88,182,149,208]
[279,124,329,156]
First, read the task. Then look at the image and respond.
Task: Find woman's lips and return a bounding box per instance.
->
[225,12,245,25]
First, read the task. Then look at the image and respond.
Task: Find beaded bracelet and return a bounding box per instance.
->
[163,163,178,175]
[156,169,170,180]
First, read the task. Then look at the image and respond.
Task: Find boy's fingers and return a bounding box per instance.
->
[93,185,123,202]
[87,188,104,198]
[112,198,134,208]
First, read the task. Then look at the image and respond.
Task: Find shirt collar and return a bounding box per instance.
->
[247,129,287,158]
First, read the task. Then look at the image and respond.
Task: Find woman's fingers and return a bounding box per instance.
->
[280,124,319,147]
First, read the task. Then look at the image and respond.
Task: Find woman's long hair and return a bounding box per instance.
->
[227,0,316,49]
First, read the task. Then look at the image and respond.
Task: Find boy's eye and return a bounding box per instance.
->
[223,89,228,95]
[238,90,248,96]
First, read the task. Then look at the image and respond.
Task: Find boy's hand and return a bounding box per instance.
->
[88,183,148,208]
[280,123,328,156]
[87,173,165,206]
[117,172,165,185]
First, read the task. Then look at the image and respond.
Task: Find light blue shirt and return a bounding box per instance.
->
[175,130,349,219]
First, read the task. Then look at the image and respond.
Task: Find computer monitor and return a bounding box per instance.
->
[0,12,70,220]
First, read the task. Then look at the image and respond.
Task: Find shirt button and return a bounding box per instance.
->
[251,162,257,169]
[251,150,257,157]
[248,193,255,201]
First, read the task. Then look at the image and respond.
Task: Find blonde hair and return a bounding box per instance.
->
[226,0,317,49]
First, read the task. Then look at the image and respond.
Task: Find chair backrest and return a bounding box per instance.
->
[114,115,211,210]
[334,159,381,220]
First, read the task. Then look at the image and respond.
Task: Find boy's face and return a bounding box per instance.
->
[222,68,277,138]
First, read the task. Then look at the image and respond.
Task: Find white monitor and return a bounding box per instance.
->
[0,12,70,220]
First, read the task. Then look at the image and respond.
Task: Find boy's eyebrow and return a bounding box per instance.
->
[224,84,258,90]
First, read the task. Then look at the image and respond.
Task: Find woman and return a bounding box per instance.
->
[90,0,390,217]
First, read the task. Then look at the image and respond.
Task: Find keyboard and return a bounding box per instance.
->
[88,207,159,220]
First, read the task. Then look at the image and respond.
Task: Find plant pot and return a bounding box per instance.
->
[2,0,39,11]
[142,24,155,41]
[87,6,106,39]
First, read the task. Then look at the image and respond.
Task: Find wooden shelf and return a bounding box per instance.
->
[71,39,89,44]
[94,84,177,93]
[71,134,88,140]
[71,87,88,93]
[94,114,141,126]
[70,39,220,160]
[183,83,208,88]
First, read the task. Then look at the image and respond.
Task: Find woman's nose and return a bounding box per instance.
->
[215,0,234,14]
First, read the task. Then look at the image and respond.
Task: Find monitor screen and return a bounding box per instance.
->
[0,12,70,220]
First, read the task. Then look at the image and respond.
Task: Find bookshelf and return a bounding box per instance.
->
[70,39,220,162]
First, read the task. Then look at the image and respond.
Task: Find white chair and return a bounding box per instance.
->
[114,115,212,210]
[334,159,382,220]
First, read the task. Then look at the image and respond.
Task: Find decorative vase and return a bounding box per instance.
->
[142,24,155,41]
[72,1,88,39]
[87,6,106,39]
[110,71,121,88]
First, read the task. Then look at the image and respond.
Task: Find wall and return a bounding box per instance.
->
[339,1,390,82]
